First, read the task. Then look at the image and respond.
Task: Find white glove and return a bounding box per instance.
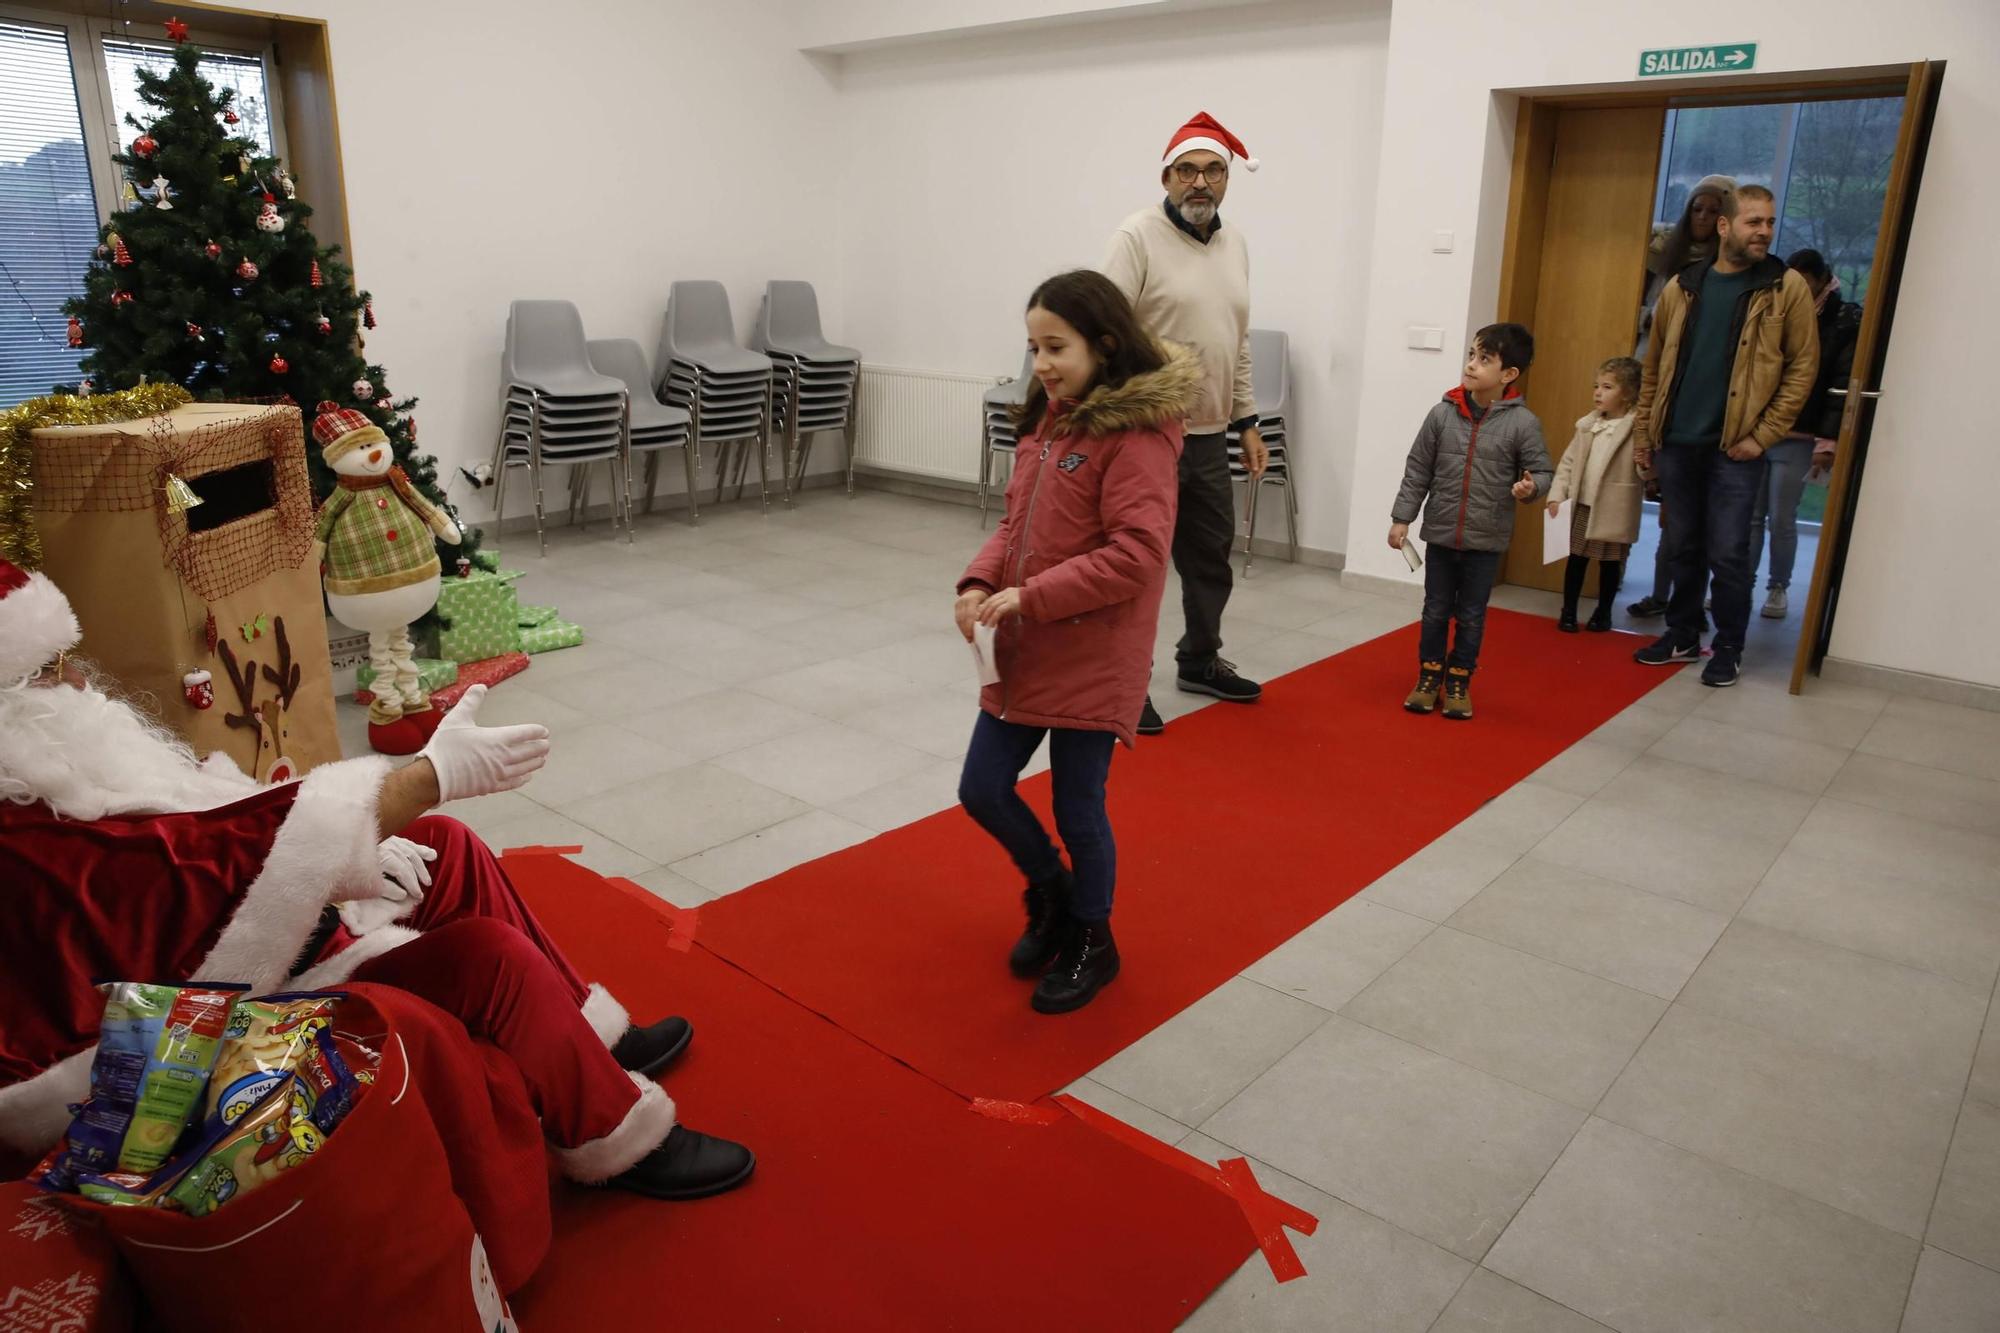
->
[376,835,436,903]
[419,684,551,803]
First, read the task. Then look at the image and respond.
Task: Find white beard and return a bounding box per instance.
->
[0,678,260,821]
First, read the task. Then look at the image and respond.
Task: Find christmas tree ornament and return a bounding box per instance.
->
[238,153,251,174]
[77,378,92,396]
[111,235,132,266]
[269,354,289,374]
[314,312,331,335]
[222,108,239,125]
[235,258,259,281]
[254,201,284,233]
[185,321,204,341]
[66,317,83,348]
[120,182,140,210]
[132,134,158,158]
[274,168,296,199]
[152,176,173,209]
[162,473,203,513]
[408,416,419,441]
[363,298,377,330]
[203,240,221,258]
[111,291,134,307]
[309,260,323,288]
[203,609,218,653]
[376,397,391,411]
[164,17,189,42]
[95,243,107,258]
[182,668,213,709]
[352,378,374,400]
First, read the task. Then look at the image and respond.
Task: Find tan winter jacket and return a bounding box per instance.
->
[1548,411,1642,545]
[1635,255,1820,456]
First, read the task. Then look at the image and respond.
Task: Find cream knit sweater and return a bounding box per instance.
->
[1101,205,1256,435]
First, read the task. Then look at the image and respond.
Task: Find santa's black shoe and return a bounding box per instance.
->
[611,1017,693,1077]
[1009,871,1072,977]
[1032,918,1119,1014]
[609,1125,755,1201]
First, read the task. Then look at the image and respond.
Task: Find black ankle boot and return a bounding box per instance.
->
[1585,602,1614,632]
[1558,605,1580,633]
[607,1125,755,1201]
[1009,872,1071,978]
[1032,918,1119,1014]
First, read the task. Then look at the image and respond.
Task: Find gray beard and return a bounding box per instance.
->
[1178,198,1217,228]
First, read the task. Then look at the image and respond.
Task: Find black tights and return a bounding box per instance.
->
[1563,555,1624,615]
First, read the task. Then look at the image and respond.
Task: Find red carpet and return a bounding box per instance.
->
[503,851,1255,1329]
[697,609,1663,1104]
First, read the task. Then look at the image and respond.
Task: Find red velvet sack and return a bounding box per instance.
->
[0,1179,135,1332]
[56,988,547,1332]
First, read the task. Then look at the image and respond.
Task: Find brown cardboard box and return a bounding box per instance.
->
[31,402,340,779]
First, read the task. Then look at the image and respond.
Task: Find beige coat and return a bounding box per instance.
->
[1548,411,1642,545]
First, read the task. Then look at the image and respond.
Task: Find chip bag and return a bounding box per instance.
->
[206,994,339,1127]
[167,1075,322,1217]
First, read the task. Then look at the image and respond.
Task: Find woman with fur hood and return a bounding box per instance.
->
[954,270,1197,1016]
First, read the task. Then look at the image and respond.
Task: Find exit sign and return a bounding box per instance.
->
[1638,43,1758,77]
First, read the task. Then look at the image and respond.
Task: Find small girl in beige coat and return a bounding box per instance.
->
[1547,357,1643,632]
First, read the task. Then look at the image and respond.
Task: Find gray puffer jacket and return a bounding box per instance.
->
[1391,387,1553,553]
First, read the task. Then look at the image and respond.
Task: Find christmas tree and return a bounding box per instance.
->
[63,24,476,571]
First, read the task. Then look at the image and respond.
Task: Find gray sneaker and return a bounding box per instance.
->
[1761,586,1788,618]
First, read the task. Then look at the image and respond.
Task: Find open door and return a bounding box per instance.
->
[1500,104,1664,592]
[1790,60,1944,691]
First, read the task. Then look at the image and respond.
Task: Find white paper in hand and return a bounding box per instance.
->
[1401,537,1423,572]
[970,621,1001,686]
[1542,499,1573,564]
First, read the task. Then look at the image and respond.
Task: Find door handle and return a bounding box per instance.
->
[1828,387,1883,399]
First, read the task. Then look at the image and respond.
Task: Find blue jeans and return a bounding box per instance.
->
[1750,436,1813,590]
[1656,442,1767,652]
[957,712,1118,922]
[1418,546,1503,672]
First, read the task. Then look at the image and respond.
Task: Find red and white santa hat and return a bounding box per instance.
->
[1161,111,1258,173]
[0,558,82,684]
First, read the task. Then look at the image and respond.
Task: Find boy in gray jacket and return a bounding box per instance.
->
[1388,323,1553,720]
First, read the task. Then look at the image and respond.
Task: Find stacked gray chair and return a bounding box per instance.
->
[752,281,860,501]
[654,281,776,521]
[978,350,1034,528]
[1226,327,1299,574]
[586,338,696,527]
[495,301,632,555]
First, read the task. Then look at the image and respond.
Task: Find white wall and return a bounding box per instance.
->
[825,0,1390,557]
[269,0,843,522]
[1342,0,1998,688]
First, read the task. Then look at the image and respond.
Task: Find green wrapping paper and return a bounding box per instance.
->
[515,603,558,629]
[520,618,583,654]
[417,565,526,663]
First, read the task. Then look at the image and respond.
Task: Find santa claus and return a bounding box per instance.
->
[0,558,752,1200]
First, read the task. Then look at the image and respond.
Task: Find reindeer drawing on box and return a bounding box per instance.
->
[217,619,299,784]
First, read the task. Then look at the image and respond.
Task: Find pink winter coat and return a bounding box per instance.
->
[959,348,1197,746]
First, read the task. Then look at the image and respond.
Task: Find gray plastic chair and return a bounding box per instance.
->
[978,349,1034,527]
[753,281,861,500]
[587,338,697,526]
[655,282,774,521]
[1226,328,1298,573]
[494,301,631,554]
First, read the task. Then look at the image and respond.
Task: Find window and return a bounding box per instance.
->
[101,36,276,158]
[0,17,97,404]
[1652,96,1901,303]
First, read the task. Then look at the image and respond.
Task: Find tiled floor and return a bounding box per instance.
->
[336,489,2000,1332]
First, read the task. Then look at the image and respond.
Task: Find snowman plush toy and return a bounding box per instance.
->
[311,401,462,754]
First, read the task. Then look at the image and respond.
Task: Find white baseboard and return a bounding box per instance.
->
[1821,657,2000,714]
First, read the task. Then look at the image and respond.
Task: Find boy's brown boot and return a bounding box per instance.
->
[1404,660,1445,714]
[1441,667,1474,720]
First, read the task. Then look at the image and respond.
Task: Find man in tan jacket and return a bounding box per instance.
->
[1630,184,1818,687]
[1103,112,1267,733]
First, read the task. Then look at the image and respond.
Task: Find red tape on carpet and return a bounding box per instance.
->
[695,610,1664,1104]
[501,850,1252,1328]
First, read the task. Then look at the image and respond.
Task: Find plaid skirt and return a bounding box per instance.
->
[1570,501,1631,561]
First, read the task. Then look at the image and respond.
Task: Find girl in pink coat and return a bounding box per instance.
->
[955,270,1197,1014]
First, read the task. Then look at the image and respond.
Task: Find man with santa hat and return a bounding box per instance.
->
[1103,111,1267,735]
[0,558,753,1200]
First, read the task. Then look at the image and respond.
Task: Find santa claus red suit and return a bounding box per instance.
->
[0,558,752,1207]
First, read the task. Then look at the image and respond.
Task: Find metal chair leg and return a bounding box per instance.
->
[1284,476,1300,563]
[683,441,701,526]
[644,452,661,515]
[529,450,547,557]
[843,418,857,496]
[1243,476,1262,577]
[979,439,994,528]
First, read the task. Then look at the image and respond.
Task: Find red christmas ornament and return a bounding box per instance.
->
[236,258,259,281]
[376,397,391,411]
[66,317,83,348]
[185,321,204,341]
[407,416,418,440]
[309,260,323,289]
[363,298,377,330]
[222,108,239,125]
[352,378,374,400]
[269,354,289,374]
[315,312,331,335]
[131,134,157,158]
[203,609,218,653]
[111,290,134,307]
[182,668,213,709]
[111,235,133,266]
[164,17,189,42]
[204,240,221,258]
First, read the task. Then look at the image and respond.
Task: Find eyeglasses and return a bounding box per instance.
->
[1171,161,1228,186]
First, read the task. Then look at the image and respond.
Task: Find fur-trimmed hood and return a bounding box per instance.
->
[1051,343,1201,439]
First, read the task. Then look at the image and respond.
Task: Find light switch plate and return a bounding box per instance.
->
[1407,326,1445,351]
[1431,229,1455,253]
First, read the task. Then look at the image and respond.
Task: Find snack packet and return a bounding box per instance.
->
[75,1168,181,1208]
[101,983,242,1175]
[206,994,339,1127]
[167,1074,321,1217]
[291,1026,361,1135]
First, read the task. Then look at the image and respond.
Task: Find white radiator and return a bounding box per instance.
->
[854,364,1003,484]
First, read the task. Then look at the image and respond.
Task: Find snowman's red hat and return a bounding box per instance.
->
[1161,111,1258,173]
[312,401,387,463]
[0,558,81,685]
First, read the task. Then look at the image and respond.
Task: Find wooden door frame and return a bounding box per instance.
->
[1494,65,1923,694]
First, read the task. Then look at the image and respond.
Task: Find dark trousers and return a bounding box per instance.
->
[1418,546,1503,671]
[1172,431,1236,669]
[1563,555,1624,613]
[1656,442,1767,652]
[957,711,1118,921]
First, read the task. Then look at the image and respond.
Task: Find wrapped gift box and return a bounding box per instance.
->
[417,565,525,663]
[520,617,583,654]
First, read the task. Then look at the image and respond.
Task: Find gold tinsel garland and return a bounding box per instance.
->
[0,384,192,568]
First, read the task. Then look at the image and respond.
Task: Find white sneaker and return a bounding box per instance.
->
[1761,586,1788,618]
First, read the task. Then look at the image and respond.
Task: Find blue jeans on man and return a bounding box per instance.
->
[1750,435,1814,590]
[1655,442,1768,652]
[1418,546,1504,671]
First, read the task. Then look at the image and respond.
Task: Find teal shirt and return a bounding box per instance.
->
[1665,265,1757,447]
